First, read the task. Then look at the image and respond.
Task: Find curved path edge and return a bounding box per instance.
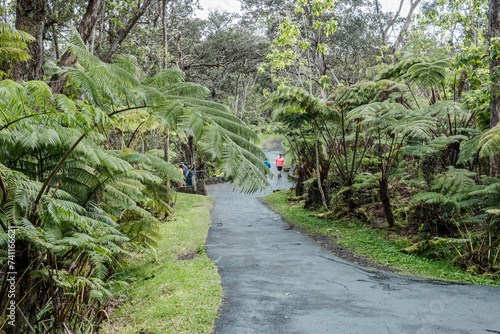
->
[206,149,500,334]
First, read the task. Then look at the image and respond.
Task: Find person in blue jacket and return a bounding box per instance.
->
[186,164,194,186]
[264,160,271,178]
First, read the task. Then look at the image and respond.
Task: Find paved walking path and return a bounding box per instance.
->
[205,149,500,334]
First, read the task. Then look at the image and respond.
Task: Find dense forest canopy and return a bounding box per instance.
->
[1,0,500,332]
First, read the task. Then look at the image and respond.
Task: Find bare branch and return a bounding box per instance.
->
[390,0,423,54]
[103,0,155,62]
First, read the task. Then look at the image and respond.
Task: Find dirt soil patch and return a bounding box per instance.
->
[177,251,198,260]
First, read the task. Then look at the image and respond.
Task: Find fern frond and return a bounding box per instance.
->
[402,135,467,158]
[408,57,451,88]
[457,134,481,164]
[24,81,54,111]
[162,82,209,98]
[0,22,34,63]
[141,67,185,87]
[479,124,500,158]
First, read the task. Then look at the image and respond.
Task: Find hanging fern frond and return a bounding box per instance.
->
[376,54,430,81]
[478,124,500,158]
[179,111,206,139]
[220,140,269,193]
[162,82,210,98]
[141,67,185,87]
[330,80,382,109]
[264,86,324,114]
[348,101,435,141]
[117,150,182,182]
[0,22,35,66]
[457,134,482,165]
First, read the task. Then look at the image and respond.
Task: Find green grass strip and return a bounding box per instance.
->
[101,193,222,333]
[262,190,500,287]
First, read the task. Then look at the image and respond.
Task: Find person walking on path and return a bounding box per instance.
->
[264,160,271,179]
[178,164,185,187]
[186,164,194,186]
[181,162,189,184]
[274,153,285,178]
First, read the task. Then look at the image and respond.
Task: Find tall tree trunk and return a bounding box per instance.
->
[240,74,256,117]
[162,0,169,69]
[163,129,170,186]
[286,135,304,196]
[53,26,60,60]
[49,0,104,93]
[90,24,96,54]
[188,135,197,191]
[234,73,241,118]
[11,0,47,81]
[296,165,305,196]
[489,0,500,176]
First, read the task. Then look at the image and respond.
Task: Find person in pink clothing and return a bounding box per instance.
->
[274,153,285,178]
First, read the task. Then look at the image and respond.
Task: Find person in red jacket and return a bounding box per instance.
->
[274,153,285,178]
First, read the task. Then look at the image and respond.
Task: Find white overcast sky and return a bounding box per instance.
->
[195,0,412,19]
[195,0,242,18]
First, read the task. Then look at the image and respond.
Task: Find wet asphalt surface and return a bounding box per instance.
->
[205,149,500,334]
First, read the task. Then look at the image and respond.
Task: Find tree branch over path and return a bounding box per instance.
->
[103,0,155,62]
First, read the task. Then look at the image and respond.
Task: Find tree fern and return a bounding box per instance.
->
[410,168,479,238]
[64,33,267,192]
[413,167,477,209]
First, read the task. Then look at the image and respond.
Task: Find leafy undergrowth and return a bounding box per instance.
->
[262,190,500,287]
[100,193,222,334]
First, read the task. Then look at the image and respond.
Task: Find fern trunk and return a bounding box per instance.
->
[378,177,395,228]
[296,165,305,196]
[314,130,329,210]
[11,241,38,333]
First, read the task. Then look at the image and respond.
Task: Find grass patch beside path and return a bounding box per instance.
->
[263,190,500,287]
[100,193,222,334]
